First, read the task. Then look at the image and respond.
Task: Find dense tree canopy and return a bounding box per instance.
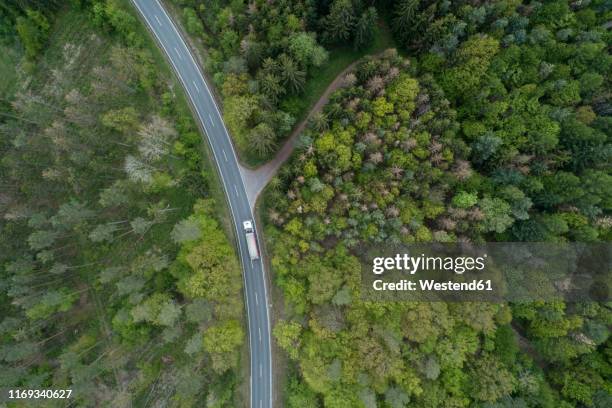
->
[170,0,330,161]
[264,1,611,405]
[0,0,610,406]
[0,1,244,405]
[170,0,392,162]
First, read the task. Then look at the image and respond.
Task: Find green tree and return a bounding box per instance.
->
[26,288,78,320]
[258,73,284,104]
[286,377,319,408]
[15,9,50,59]
[100,107,139,133]
[274,321,302,359]
[354,7,378,50]
[452,191,478,208]
[468,355,515,402]
[249,122,277,157]
[203,320,244,373]
[392,0,420,45]
[289,32,328,68]
[183,8,203,36]
[480,197,514,233]
[323,0,356,43]
[278,55,306,94]
[441,35,500,98]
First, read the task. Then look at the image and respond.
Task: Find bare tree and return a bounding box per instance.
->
[124,155,153,184]
[137,116,177,162]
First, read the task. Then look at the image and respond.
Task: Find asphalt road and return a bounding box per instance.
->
[132,1,272,406]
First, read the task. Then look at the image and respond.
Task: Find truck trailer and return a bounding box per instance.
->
[243,220,260,260]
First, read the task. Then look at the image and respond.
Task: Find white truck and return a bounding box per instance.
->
[243,220,260,261]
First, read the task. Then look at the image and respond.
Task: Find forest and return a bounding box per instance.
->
[1,1,245,406]
[169,0,393,164]
[259,0,611,407]
[0,0,610,407]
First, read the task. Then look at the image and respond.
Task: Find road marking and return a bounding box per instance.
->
[173,47,182,60]
[234,184,239,197]
[259,327,262,341]
[255,292,258,305]
[209,114,215,127]
[155,15,162,26]
[222,149,228,162]
[260,364,263,378]
[192,81,199,93]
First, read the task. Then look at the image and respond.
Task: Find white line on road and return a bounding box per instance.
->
[222,149,228,162]
[192,81,199,93]
[255,292,259,305]
[233,184,239,197]
[173,47,182,60]
[154,15,162,26]
[209,114,215,127]
[260,364,263,378]
[259,327,262,341]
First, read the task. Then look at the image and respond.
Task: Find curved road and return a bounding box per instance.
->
[131,1,272,407]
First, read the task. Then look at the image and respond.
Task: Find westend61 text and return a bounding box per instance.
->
[373,279,493,292]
